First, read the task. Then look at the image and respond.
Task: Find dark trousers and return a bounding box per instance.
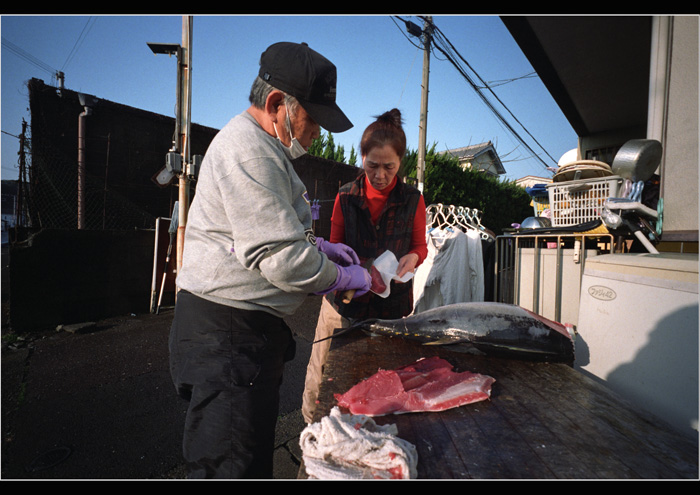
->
[168,291,296,479]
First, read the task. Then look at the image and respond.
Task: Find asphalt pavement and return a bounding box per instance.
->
[1,294,323,480]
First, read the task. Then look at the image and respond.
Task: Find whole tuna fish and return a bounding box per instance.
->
[319,302,575,363]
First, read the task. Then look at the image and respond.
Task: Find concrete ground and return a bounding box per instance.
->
[1,287,322,480]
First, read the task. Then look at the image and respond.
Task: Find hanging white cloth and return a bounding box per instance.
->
[413,228,484,314]
[413,204,489,313]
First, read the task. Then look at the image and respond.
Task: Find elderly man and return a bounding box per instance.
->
[169,41,371,479]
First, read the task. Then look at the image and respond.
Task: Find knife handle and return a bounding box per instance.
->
[340,289,355,304]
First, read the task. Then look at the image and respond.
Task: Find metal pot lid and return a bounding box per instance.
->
[612,139,662,182]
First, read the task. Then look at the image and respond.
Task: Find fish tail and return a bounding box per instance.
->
[522,307,572,339]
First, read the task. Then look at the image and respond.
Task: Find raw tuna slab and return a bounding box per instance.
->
[335,356,495,416]
[370,265,387,293]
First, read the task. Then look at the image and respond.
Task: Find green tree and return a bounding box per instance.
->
[309,131,358,166]
[403,143,531,235]
[308,132,326,157]
[347,146,357,166]
[322,133,338,161]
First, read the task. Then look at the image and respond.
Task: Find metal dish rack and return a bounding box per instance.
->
[495,233,621,325]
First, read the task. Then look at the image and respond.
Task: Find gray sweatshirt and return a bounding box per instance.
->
[176,111,337,317]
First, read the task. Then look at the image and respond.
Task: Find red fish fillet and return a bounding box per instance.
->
[334,356,495,416]
[370,265,387,293]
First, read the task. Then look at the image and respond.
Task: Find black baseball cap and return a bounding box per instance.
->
[259,42,353,133]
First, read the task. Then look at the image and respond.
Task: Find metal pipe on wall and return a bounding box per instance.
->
[77,95,94,229]
[78,110,86,229]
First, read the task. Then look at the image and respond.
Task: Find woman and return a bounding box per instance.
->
[302,108,428,423]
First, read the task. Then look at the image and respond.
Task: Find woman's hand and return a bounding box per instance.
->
[395,253,419,280]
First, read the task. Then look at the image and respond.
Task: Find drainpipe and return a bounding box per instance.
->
[78,93,96,230]
[647,15,672,216]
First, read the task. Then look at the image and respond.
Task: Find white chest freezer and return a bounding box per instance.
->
[575,252,698,437]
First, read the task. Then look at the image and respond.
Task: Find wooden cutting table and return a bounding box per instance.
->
[303,331,698,479]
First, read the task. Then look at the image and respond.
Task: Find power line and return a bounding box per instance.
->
[61,16,97,72]
[2,16,96,89]
[481,72,538,88]
[425,17,558,169]
[396,16,558,171]
[1,37,56,77]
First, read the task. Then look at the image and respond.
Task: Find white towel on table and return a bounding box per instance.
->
[300,407,418,479]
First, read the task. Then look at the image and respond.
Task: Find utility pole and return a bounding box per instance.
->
[16,120,27,236]
[416,16,432,193]
[177,15,193,273]
[148,15,194,275]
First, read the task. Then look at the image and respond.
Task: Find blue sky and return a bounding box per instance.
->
[1,14,578,183]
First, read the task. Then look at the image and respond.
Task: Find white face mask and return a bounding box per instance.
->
[274,100,307,160]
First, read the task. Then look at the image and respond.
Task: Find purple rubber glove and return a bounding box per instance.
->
[316,237,360,267]
[315,264,371,297]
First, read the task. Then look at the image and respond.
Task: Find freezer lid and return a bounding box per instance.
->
[585,252,697,271]
[582,253,698,293]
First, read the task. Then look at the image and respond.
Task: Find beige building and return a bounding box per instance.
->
[514,175,552,189]
[440,141,506,177]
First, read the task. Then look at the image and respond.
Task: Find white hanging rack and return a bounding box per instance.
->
[426,203,492,240]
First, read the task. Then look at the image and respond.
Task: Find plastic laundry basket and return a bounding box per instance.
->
[546,176,623,227]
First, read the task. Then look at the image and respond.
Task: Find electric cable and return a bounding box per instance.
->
[1,37,56,76]
[393,16,559,172]
[425,17,558,168]
[61,16,97,72]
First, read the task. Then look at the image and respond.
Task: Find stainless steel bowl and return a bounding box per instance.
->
[520,216,552,229]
